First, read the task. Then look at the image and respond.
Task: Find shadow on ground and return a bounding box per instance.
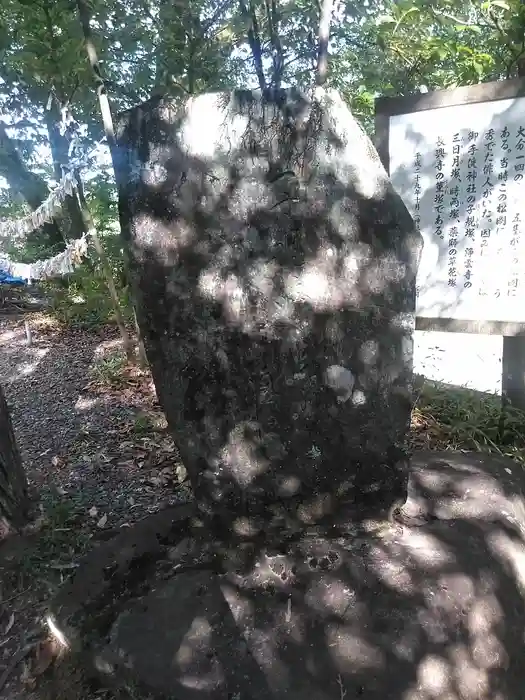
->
[45,450,525,700]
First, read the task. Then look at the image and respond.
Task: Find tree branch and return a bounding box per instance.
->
[203,0,234,35]
[430,7,479,28]
[238,0,266,91]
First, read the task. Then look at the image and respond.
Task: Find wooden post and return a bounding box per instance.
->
[501,335,525,411]
[24,318,32,346]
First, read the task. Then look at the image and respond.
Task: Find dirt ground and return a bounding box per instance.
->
[0,313,190,700]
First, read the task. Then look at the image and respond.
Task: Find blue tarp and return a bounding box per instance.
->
[0,268,27,286]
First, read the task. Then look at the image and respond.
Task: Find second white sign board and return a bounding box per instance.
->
[389,96,525,323]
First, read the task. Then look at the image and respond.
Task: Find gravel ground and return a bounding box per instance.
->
[0,314,189,527]
[0,313,190,700]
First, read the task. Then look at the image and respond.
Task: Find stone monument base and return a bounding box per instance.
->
[49,452,525,699]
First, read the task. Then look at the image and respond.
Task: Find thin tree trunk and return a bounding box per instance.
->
[44,108,87,242]
[133,307,148,368]
[0,384,30,536]
[316,0,334,87]
[76,0,150,368]
[75,184,135,363]
[75,0,118,166]
[239,0,267,91]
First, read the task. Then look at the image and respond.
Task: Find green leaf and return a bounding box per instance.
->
[455,24,482,33]
[490,0,510,10]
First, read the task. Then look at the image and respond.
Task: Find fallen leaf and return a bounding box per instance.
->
[20,660,35,688]
[32,638,59,677]
[88,506,98,518]
[97,514,108,528]
[51,456,64,468]
[3,613,14,635]
[176,465,188,482]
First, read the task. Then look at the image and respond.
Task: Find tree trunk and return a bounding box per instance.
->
[0,121,65,250]
[75,180,135,362]
[0,122,51,210]
[44,107,87,242]
[0,384,30,536]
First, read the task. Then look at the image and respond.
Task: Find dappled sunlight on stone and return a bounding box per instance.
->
[62,79,525,699]
[408,462,525,528]
[219,423,271,487]
[305,576,355,616]
[296,492,334,524]
[316,88,389,200]
[452,643,490,699]
[400,530,457,569]
[48,444,525,700]
[468,592,503,636]
[487,530,525,592]
[415,654,451,698]
[220,582,255,625]
[276,474,302,497]
[284,263,336,309]
[368,548,415,595]
[247,627,291,690]
[175,615,221,692]
[470,632,507,671]
[326,625,385,673]
[115,85,421,531]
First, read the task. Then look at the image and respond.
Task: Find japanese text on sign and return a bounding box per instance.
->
[390,97,525,323]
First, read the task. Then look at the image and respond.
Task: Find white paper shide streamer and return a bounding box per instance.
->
[0,234,90,282]
[0,171,77,241]
[0,135,105,280]
[0,133,104,240]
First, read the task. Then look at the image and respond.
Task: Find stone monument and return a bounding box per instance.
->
[114,87,422,538]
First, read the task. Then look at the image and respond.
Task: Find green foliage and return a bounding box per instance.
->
[89,349,128,386]
[132,412,157,435]
[43,231,132,328]
[413,380,525,463]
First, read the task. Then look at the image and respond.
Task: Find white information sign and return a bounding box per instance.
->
[389,96,525,323]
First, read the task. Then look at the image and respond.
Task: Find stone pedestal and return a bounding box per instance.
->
[89,452,525,700]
